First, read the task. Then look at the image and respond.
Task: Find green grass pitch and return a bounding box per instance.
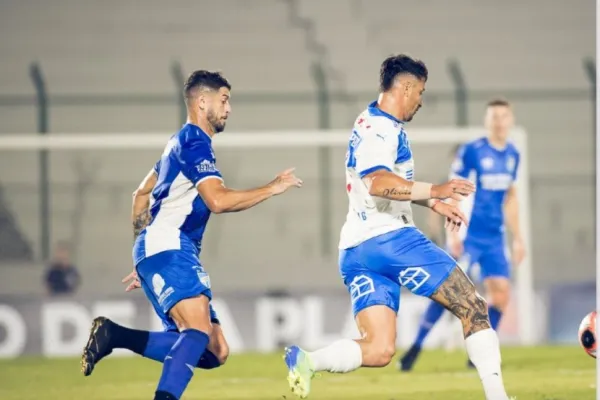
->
[0,346,594,399]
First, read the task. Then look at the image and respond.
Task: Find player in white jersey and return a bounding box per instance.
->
[81,70,302,400]
[399,99,525,371]
[283,55,512,400]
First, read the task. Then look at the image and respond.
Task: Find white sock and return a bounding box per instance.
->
[465,329,509,400]
[307,339,363,373]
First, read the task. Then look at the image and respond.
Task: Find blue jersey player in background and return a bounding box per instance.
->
[81,70,302,400]
[398,99,525,371]
[283,55,512,400]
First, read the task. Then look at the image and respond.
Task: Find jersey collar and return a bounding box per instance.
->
[368,101,404,125]
[185,123,213,142]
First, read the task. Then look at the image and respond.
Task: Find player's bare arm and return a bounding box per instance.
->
[363,169,475,202]
[504,184,525,265]
[197,168,302,214]
[132,168,158,238]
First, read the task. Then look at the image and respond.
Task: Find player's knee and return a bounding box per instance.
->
[489,288,510,311]
[215,343,230,366]
[370,342,396,367]
[473,291,488,314]
[463,292,490,333]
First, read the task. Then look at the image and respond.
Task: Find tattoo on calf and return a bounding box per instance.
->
[430,267,490,337]
[133,209,151,239]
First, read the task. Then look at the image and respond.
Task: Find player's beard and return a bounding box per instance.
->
[406,104,421,122]
[207,109,226,133]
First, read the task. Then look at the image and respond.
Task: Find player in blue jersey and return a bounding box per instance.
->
[80,70,302,400]
[398,99,525,371]
[283,55,512,400]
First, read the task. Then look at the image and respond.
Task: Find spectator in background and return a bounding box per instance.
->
[44,241,80,296]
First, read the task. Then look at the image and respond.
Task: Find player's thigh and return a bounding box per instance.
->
[136,250,213,333]
[340,246,399,366]
[483,276,511,309]
[355,305,398,366]
[169,296,212,332]
[355,305,397,343]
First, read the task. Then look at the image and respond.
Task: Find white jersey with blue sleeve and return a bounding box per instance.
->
[339,101,416,249]
[133,123,222,264]
[451,137,520,242]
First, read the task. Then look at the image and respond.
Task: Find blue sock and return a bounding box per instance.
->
[143,331,180,362]
[143,331,221,369]
[156,329,209,399]
[197,350,221,369]
[414,301,446,347]
[488,305,503,331]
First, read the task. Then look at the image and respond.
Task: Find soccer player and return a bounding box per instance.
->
[398,99,524,371]
[81,70,302,400]
[283,55,512,400]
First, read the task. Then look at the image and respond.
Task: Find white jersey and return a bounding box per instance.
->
[339,101,416,249]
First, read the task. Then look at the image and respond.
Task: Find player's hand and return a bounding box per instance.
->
[432,201,469,233]
[268,168,303,195]
[511,237,526,267]
[122,270,141,292]
[431,179,475,201]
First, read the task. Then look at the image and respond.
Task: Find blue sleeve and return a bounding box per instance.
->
[152,160,161,174]
[174,140,222,186]
[451,144,476,178]
[512,152,520,181]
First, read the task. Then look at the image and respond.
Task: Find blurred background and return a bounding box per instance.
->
[0,0,595,357]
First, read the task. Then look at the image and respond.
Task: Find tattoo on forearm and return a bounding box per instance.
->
[133,209,151,239]
[382,186,412,197]
[430,267,490,338]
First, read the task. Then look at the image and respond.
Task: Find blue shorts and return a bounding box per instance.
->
[135,249,219,332]
[462,237,510,280]
[339,227,457,316]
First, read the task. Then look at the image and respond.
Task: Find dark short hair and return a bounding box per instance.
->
[487,98,511,108]
[183,70,231,100]
[380,54,428,92]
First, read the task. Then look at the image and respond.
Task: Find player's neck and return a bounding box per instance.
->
[376,95,404,123]
[487,134,507,150]
[187,116,215,138]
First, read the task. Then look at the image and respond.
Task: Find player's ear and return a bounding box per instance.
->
[197,92,207,111]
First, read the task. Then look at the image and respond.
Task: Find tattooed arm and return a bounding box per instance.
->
[362,170,475,202]
[362,170,421,201]
[132,168,158,239]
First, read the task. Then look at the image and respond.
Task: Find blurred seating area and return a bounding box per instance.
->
[0,0,594,295]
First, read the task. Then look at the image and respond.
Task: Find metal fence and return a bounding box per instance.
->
[0,58,595,264]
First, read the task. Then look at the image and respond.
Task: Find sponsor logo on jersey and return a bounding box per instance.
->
[481,157,494,170]
[480,173,513,191]
[197,159,218,173]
